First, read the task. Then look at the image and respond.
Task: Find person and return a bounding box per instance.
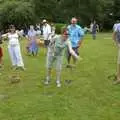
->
[2,25,25,70]
[113,20,120,31]
[23,24,28,37]
[90,22,93,33]
[0,31,3,68]
[36,23,41,36]
[113,21,120,84]
[51,23,56,36]
[91,20,98,40]
[27,25,38,56]
[47,23,56,42]
[45,27,79,87]
[96,24,99,33]
[42,19,52,48]
[67,17,84,66]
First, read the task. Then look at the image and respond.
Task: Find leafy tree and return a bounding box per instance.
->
[0,0,119,30]
[0,1,36,29]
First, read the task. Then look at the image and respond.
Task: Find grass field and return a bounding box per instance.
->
[0,33,120,120]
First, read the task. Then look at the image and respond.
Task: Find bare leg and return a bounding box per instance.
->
[67,51,71,64]
[73,56,77,64]
[114,46,120,84]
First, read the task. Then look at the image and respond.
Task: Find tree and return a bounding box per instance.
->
[0,1,36,29]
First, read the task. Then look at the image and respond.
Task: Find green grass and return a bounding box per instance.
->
[0,33,120,120]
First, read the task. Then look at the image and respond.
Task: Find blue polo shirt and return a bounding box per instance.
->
[67,24,84,48]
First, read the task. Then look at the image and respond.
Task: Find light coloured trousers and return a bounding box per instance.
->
[117,44,120,64]
[8,44,24,67]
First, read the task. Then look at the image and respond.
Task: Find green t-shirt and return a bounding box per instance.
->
[54,35,68,56]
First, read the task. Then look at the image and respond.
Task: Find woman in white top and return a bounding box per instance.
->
[45,27,79,87]
[2,25,25,70]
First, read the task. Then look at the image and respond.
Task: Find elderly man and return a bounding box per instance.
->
[42,19,52,48]
[67,17,84,65]
[113,21,120,84]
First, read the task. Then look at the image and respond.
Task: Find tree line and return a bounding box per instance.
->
[0,0,119,30]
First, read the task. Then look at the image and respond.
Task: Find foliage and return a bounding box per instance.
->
[55,23,66,34]
[0,1,36,29]
[0,0,120,30]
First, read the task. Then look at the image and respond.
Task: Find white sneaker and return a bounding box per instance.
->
[44,77,50,85]
[57,83,61,87]
[56,81,61,87]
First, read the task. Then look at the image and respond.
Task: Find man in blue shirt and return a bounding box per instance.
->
[67,17,84,65]
[113,21,120,84]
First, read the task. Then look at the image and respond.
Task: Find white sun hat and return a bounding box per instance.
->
[43,19,47,23]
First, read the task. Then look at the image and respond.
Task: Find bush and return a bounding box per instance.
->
[55,23,66,34]
[0,1,36,30]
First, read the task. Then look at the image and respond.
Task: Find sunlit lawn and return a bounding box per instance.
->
[0,33,120,120]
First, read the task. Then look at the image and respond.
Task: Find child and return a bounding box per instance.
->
[27,25,38,56]
[45,27,79,87]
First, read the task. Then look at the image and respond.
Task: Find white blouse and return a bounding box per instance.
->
[8,32,19,45]
[43,24,51,40]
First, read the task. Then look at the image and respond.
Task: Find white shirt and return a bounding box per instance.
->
[114,23,120,32]
[113,23,118,31]
[43,24,51,40]
[8,32,19,45]
[90,23,93,32]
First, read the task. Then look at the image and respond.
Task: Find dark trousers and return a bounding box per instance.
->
[67,47,79,64]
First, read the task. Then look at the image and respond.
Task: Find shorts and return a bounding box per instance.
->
[44,40,50,47]
[46,54,62,71]
[67,47,79,57]
[0,47,3,58]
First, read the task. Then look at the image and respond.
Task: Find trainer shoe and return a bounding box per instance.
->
[44,77,50,85]
[57,83,61,87]
[44,81,49,85]
[56,80,61,88]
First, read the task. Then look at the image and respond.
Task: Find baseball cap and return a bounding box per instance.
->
[43,19,47,23]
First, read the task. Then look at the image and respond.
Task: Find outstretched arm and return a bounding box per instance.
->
[67,40,79,59]
[1,33,8,42]
[78,27,84,48]
[2,33,8,38]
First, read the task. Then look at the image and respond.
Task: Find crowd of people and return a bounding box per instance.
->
[1,17,115,87]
